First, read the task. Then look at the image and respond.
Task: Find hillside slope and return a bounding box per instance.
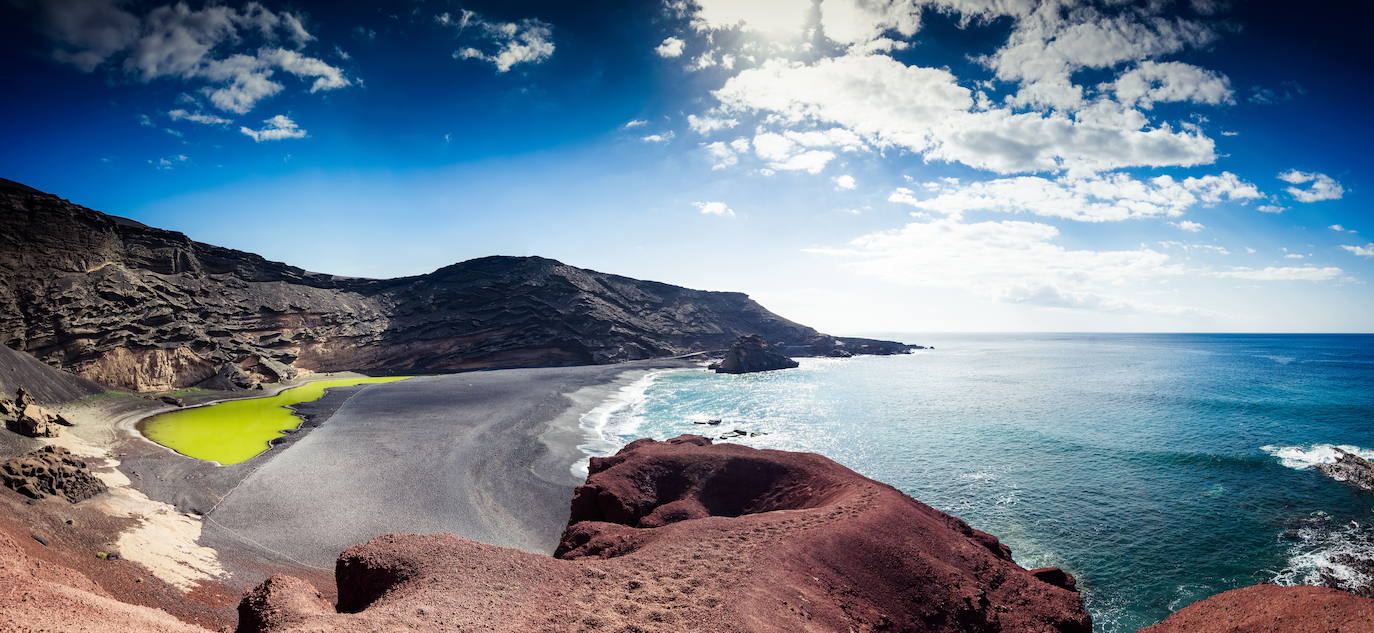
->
[0,178,908,391]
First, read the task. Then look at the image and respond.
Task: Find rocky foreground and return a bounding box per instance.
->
[4,433,1373,632]
[0,178,912,393]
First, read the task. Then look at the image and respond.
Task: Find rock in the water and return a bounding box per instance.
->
[0,445,107,502]
[709,334,800,374]
[1315,447,1374,491]
[1140,584,1374,632]
[1,389,65,437]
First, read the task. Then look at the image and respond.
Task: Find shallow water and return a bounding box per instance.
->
[141,376,410,465]
[578,334,1374,632]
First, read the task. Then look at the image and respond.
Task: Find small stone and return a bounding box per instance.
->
[31,533,48,546]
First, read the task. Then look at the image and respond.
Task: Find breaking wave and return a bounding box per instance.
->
[1272,511,1374,597]
[1260,443,1374,470]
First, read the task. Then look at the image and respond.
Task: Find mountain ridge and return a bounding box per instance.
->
[0,178,911,392]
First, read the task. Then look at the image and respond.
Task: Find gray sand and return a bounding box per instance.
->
[203,360,692,568]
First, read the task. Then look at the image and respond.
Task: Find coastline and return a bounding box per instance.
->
[200,359,697,568]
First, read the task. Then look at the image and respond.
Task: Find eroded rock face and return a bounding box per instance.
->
[0,445,107,502]
[708,334,800,374]
[1139,584,1374,632]
[1315,447,1374,491]
[237,435,1091,633]
[0,179,908,392]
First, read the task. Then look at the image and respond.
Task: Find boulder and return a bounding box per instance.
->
[2,389,65,437]
[0,445,107,502]
[709,334,800,374]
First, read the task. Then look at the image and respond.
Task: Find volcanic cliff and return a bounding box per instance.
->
[0,178,908,392]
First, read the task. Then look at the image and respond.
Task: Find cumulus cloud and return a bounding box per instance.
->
[443,9,554,72]
[1173,220,1204,232]
[694,201,736,217]
[622,119,648,129]
[656,36,685,58]
[714,54,1216,175]
[834,174,857,190]
[1278,170,1345,202]
[890,171,1260,222]
[37,1,349,115]
[687,0,812,34]
[641,132,675,143]
[1342,244,1374,258]
[1111,61,1233,109]
[240,114,306,141]
[686,114,739,134]
[1257,204,1287,214]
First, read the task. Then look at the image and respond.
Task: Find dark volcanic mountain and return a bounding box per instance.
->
[0,178,909,392]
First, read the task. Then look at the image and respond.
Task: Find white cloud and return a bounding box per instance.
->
[688,0,812,34]
[1111,61,1233,109]
[818,0,922,46]
[694,201,736,217]
[807,216,1196,315]
[38,1,349,115]
[167,109,231,125]
[1342,244,1374,258]
[149,154,189,170]
[447,10,555,72]
[622,119,648,129]
[1214,266,1343,281]
[834,174,857,190]
[1174,220,1204,232]
[687,114,739,134]
[641,132,675,143]
[1278,170,1345,202]
[1330,224,1347,232]
[1257,204,1287,214]
[240,114,306,142]
[656,36,685,58]
[714,53,1217,175]
[890,171,1260,222]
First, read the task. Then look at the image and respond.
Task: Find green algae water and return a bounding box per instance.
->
[141,376,410,465]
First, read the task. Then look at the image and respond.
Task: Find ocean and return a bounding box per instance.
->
[577,333,1374,632]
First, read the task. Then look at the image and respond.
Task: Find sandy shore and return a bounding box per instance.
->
[200,359,694,568]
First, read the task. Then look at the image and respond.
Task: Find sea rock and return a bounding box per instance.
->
[234,435,1091,632]
[0,445,107,502]
[0,178,911,392]
[1140,584,1374,632]
[1315,447,1374,491]
[709,334,800,374]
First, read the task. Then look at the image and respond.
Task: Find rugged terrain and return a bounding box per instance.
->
[0,178,909,392]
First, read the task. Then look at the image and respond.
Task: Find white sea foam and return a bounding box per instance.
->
[1272,512,1374,595]
[1260,443,1374,470]
[571,370,669,478]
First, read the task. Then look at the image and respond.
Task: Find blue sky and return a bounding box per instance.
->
[2,0,1370,333]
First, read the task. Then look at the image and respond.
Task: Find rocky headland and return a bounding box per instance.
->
[708,333,800,374]
[1316,447,1374,492]
[0,178,914,393]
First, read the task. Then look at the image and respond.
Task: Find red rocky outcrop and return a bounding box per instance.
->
[236,435,1091,633]
[1139,584,1374,632]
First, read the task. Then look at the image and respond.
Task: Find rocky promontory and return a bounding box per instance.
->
[1316,447,1374,492]
[708,333,800,374]
[1140,584,1374,632]
[234,435,1090,632]
[0,178,912,392]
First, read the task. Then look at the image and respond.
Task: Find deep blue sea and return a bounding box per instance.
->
[577,334,1374,633]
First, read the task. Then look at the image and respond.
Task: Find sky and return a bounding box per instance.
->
[1,0,1371,334]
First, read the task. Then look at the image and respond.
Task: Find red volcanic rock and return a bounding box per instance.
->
[1139,584,1374,632]
[238,435,1090,633]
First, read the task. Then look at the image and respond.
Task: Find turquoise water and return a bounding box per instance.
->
[578,334,1374,632]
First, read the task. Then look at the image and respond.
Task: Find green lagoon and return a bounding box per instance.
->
[140,376,410,465]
